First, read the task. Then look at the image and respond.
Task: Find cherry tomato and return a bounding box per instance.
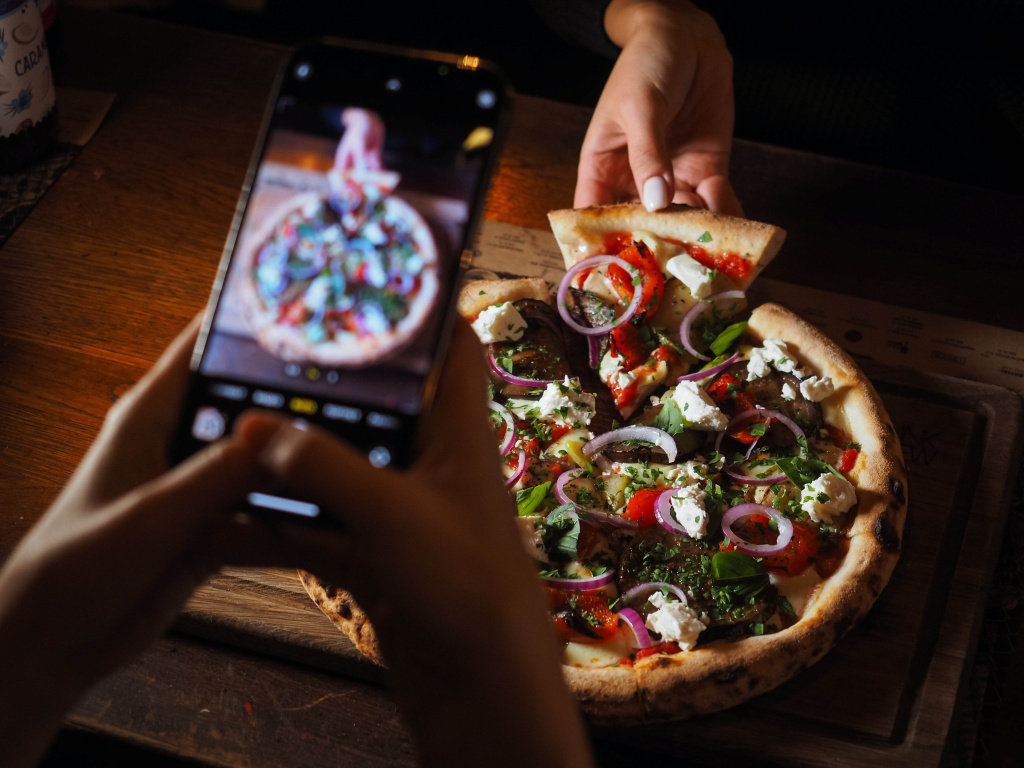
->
[761,521,818,576]
[624,487,663,528]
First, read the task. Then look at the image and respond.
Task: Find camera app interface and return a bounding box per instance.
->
[185,65,500,469]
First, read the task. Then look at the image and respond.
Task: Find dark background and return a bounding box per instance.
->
[95,0,1024,196]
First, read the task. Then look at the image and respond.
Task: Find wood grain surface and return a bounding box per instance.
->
[1,6,1022,767]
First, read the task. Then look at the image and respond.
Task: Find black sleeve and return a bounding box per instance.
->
[529,0,620,59]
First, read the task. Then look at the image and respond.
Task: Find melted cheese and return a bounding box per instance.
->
[563,631,634,669]
[769,568,824,618]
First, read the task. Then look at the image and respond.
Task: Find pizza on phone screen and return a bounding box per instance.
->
[300,204,908,723]
[239,170,440,367]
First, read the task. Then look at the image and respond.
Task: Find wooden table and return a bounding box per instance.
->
[3,8,1024,767]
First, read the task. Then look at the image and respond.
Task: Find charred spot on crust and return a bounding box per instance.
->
[656,657,674,669]
[888,476,906,506]
[747,677,760,691]
[832,614,855,643]
[874,515,902,554]
[337,602,352,620]
[714,667,740,683]
[869,574,883,597]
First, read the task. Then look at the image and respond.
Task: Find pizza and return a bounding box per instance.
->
[300,204,907,723]
[239,170,440,367]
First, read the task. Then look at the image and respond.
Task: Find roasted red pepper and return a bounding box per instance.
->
[605,241,664,321]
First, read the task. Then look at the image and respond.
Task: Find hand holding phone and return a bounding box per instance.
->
[172,41,509,521]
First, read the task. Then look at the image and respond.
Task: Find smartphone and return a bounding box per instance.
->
[171,40,509,520]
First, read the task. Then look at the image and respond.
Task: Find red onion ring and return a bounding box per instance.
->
[487,400,516,457]
[488,354,553,389]
[679,290,746,361]
[556,254,643,336]
[621,581,689,607]
[723,466,787,487]
[720,437,787,486]
[617,607,652,649]
[587,336,601,369]
[541,568,617,591]
[654,488,693,536]
[714,407,806,455]
[505,447,527,487]
[721,503,794,556]
[677,352,740,383]
[582,426,677,464]
[555,469,639,530]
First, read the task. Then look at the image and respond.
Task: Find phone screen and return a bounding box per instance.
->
[172,43,508,507]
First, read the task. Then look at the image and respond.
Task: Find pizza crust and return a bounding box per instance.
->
[299,570,384,664]
[456,277,552,318]
[547,203,786,291]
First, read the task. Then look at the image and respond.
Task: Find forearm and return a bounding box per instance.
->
[0,585,89,768]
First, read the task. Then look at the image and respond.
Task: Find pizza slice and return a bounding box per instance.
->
[547,203,786,419]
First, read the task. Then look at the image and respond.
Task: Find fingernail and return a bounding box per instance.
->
[642,176,669,212]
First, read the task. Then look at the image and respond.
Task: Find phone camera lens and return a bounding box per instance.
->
[385,78,401,92]
[476,89,496,109]
[294,62,312,80]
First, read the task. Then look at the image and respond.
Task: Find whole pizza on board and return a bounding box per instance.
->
[239,170,439,367]
[300,203,907,723]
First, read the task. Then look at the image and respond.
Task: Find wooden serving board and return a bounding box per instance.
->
[177,362,1022,767]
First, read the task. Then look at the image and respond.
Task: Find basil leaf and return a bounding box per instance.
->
[697,230,713,243]
[516,481,552,516]
[749,421,767,437]
[712,550,764,581]
[709,321,747,356]
[778,595,797,619]
[542,504,581,560]
[650,397,685,436]
[774,456,842,488]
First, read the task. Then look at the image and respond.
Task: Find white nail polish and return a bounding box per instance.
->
[643,177,669,211]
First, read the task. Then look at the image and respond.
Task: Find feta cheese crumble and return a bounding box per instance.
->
[669,484,709,539]
[644,592,707,651]
[781,381,798,401]
[536,377,596,426]
[799,375,835,402]
[746,338,806,380]
[671,381,729,431]
[665,252,714,299]
[470,302,528,344]
[800,472,857,524]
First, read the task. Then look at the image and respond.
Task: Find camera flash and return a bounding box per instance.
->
[476,89,496,109]
[385,78,401,92]
[294,62,312,80]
